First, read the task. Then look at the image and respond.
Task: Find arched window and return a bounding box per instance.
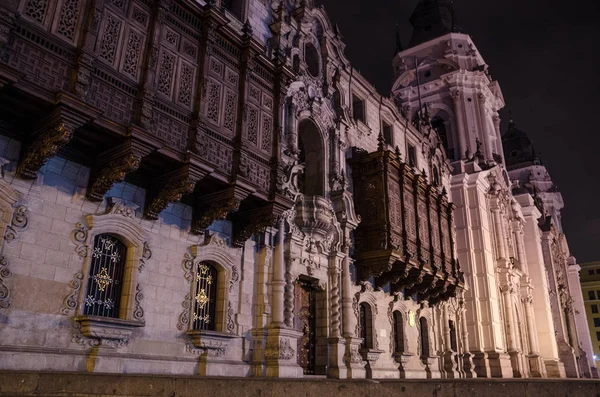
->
[84,234,127,318]
[359,302,373,349]
[419,317,430,357]
[305,42,320,77]
[192,262,218,331]
[393,311,405,353]
[297,119,324,196]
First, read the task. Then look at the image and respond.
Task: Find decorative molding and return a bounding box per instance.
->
[60,272,84,316]
[133,283,144,321]
[226,301,235,334]
[0,256,10,309]
[177,293,191,331]
[229,266,239,292]
[139,242,152,273]
[71,222,89,258]
[4,205,29,242]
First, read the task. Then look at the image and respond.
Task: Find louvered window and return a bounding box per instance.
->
[192,262,218,331]
[84,234,126,317]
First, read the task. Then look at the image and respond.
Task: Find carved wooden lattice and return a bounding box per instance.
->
[56,0,81,40]
[99,14,123,64]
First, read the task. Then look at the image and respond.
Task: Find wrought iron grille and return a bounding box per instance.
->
[192,262,218,331]
[84,234,126,317]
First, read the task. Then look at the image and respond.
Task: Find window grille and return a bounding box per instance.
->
[192,262,218,331]
[84,234,126,317]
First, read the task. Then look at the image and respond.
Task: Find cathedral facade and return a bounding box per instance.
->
[0,0,595,379]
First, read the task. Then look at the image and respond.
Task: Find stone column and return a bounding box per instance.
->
[265,215,303,378]
[522,294,545,377]
[459,296,476,377]
[271,217,286,327]
[491,202,508,262]
[514,221,529,274]
[451,89,468,159]
[327,254,348,378]
[477,93,494,161]
[340,243,365,378]
[502,283,523,377]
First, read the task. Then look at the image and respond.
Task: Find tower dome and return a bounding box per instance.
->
[408,0,464,48]
[502,114,538,170]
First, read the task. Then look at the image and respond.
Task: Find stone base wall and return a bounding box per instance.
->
[0,372,598,397]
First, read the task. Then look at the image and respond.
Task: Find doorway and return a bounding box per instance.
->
[294,278,317,375]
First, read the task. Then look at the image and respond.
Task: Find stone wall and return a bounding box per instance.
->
[0,134,254,375]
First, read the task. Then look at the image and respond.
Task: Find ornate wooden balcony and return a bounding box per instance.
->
[0,0,295,243]
[349,148,462,303]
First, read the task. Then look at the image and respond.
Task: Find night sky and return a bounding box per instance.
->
[319,0,600,263]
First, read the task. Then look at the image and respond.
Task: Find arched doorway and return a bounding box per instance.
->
[297,119,325,197]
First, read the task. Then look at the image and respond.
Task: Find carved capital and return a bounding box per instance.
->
[87,139,154,202]
[17,95,100,179]
[231,204,280,248]
[191,186,250,234]
[144,165,207,220]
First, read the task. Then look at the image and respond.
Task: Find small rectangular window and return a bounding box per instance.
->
[590,291,597,300]
[593,304,599,314]
[594,318,600,327]
[222,0,243,20]
[597,290,600,298]
[408,145,417,168]
[352,95,365,123]
[590,270,595,275]
[382,121,393,145]
[596,331,600,341]
[595,269,600,274]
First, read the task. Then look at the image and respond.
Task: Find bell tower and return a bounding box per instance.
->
[392,0,505,167]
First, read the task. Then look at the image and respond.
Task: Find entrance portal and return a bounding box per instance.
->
[294,279,317,375]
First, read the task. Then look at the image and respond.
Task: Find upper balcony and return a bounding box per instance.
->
[349,147,462,303]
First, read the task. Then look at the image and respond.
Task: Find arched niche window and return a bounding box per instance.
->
[449,320,458,352]
[431,117,450,156]
[393,311,405,353]
[419,317,430,357]
[305,42,320,77]
[84,234,127,318]
[192,262,219,331]
[297,119,325,196]
[359,302,374,349]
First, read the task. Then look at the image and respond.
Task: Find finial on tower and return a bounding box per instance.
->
[395,24,404,54]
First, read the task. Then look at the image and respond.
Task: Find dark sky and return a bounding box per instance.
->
[320,0,600,263]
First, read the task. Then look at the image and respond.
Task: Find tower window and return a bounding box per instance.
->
[590,291,597,300]
[352,95,365,123]
[449,320,458,352]
[594,318,600,327]
[222,0,243,20]
[589,270,595,275]
[408,145,417,168]
[592,304,598,314]
[84,234,126,318]
[192,262,218,331]
[382,121,393,145]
